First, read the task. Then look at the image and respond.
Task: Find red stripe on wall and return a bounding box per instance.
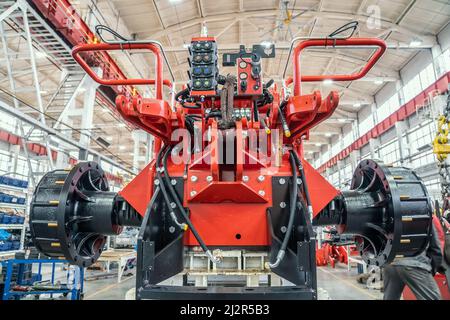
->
[317,72,450,173]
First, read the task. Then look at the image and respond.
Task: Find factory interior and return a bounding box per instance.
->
[0,0,449,307]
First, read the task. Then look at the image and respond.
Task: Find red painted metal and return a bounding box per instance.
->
[292,38,386,95]
[29,0,156,99]
[316,244,348,268]
[318,72,450,173]
[72,43,164,99]
[301,158,340,217]
[119,161,155,216]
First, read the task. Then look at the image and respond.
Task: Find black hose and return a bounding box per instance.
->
[253,101,259,122]
[175,88,189,102]
[162,146,219,263]
[205,111,222,121]
[156,146,186,230]
[269,151,298,268]
[291,150,313,219]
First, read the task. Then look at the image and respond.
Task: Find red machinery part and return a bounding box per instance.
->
[288,38,386,95]
[72,43,165,99]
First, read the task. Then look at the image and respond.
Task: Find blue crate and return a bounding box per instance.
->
[9,195,18,204]
[17,197,26,205]
[17,216,25,224]
[0,177,7,185]
[0,194,12,203]
[2,215,12,224]
[0,241,12,251]
[0,229,11,241]
[11,241,20,250]
[19,180,28,188]
[0,212,4,222]
[10,178,20,187]
[10,216,18,224]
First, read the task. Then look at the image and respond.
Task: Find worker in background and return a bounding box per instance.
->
[383,215,446,300]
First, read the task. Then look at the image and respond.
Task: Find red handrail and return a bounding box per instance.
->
[292,38,387,95]
[72,43,168,99]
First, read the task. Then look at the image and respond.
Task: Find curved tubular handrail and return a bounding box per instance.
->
[292,38,387,96]
[72,43,166,99]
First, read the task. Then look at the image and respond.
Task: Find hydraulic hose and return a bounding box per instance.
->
[162,146,220,263]
[269,151,298,268]
[291,150,313,219]
[175,88,189,102]
[156,146,187,231]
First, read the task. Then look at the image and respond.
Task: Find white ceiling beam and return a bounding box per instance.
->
[145,9,437,44]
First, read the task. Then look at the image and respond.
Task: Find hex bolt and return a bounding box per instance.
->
[170,202,176,209]
[280,202,286,208]
[206,176,213,182]
[169,226,175,233]
[190,190,197,197]
[258,175,265,182]
[281,226,287,233]
[154,179,160,185]
[171,179,177,185]
[242,175,249,182]
[279,178,286,185]
[191,176,198,182]
[258,190,265,197]
[297,178,302,185]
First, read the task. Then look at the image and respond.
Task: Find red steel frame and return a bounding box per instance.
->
[69,35,387,246]
[290,38,386,95]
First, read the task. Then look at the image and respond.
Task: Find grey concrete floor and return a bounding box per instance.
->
[82,264,382,300]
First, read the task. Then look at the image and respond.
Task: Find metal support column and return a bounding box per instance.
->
[78,70,101,160]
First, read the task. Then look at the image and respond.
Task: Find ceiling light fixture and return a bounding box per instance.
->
[409,39,422,47]
[119,146,126,150]
[374,79,383,85]
[260,41,273,48]
[353,102,361,108]
[323,79,333,85]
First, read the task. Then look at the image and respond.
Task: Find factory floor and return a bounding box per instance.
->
[81,264,383,300]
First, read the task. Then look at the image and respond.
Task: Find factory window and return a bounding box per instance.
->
[419,63,436,89]
[435,49,450,77]
[343,132,353,148]
[403,74,422,102]
[359,114,374,136]
[331,143,340,157]
[0,111,18,133]
[410,150,435,169]
[408,121,434,154]
[377,100,391,121]
[424,178,441,201]
[379,140,400,165]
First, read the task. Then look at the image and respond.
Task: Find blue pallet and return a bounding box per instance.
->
[1,215,12,224]
[10,179,20,187]
[0,177,11,186]
[11,241,20,250]
[0,241,12,251]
